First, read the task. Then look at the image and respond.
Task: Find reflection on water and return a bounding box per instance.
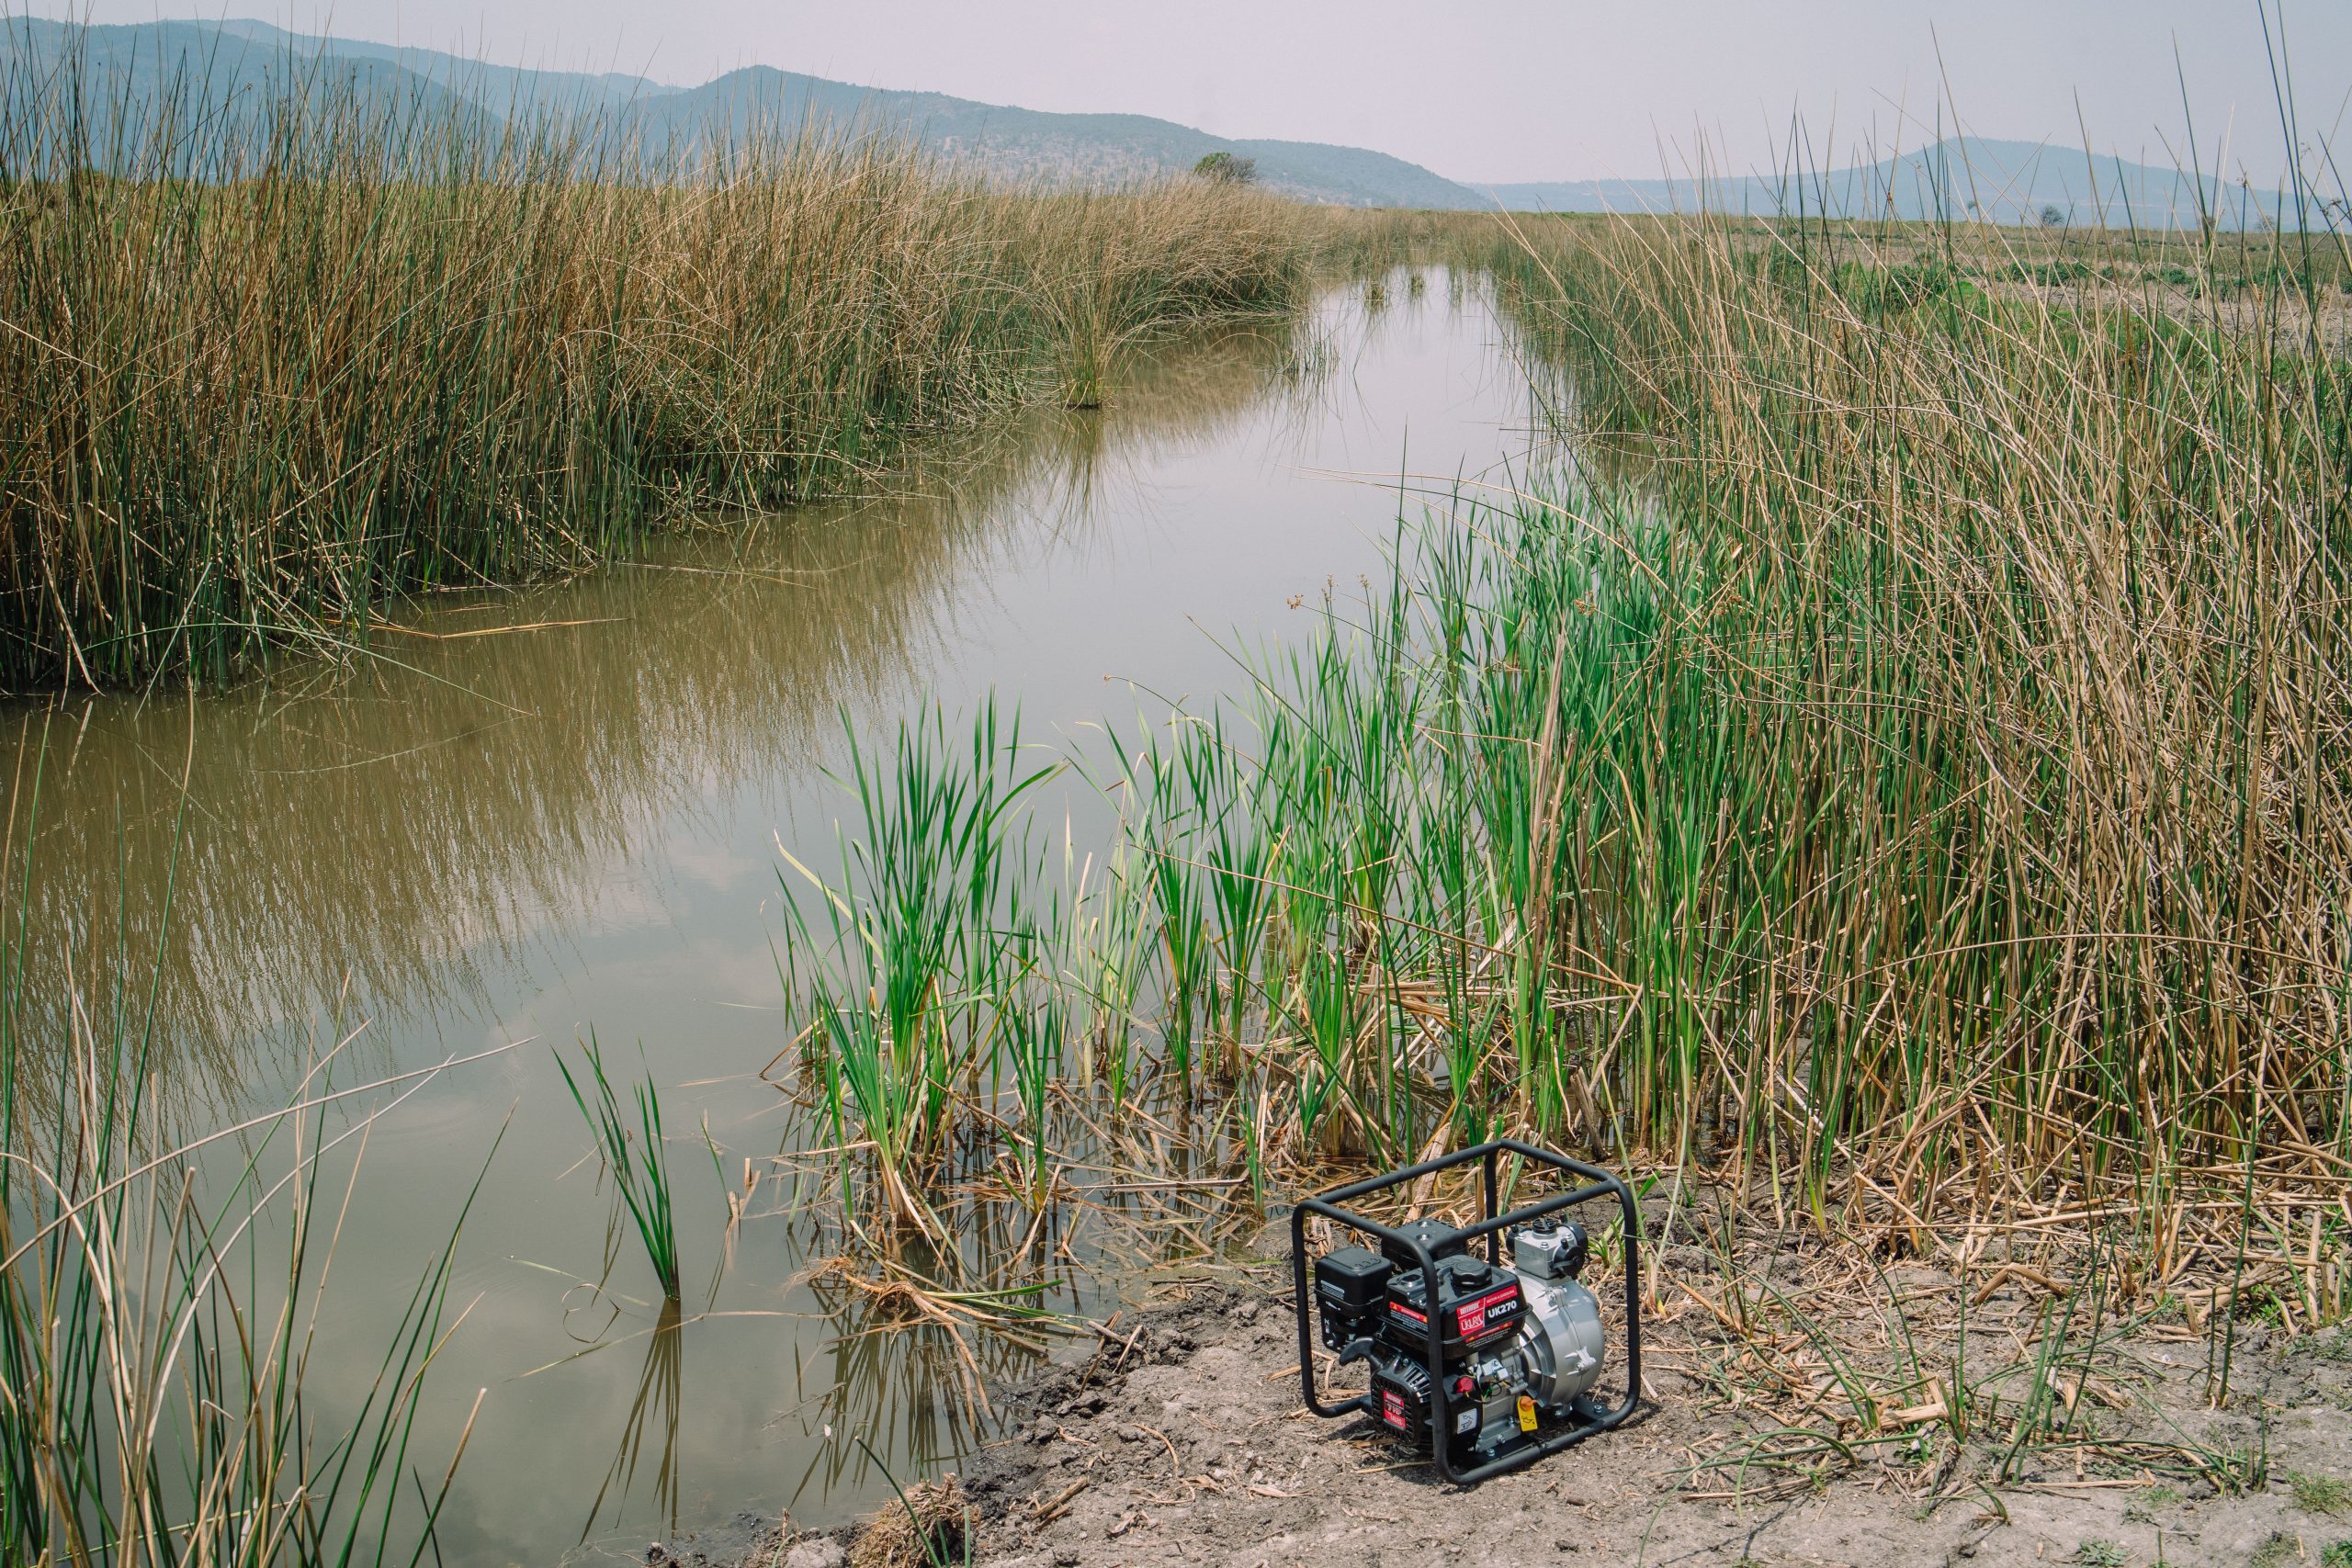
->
[582,1301,685,1545]
[5,316,1304,1092]
[0,270,1546,1563]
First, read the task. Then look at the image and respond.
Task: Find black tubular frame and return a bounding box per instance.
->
[1289,1137,1641,1484]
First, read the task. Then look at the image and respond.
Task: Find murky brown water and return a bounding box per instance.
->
[3,270,1544,1564]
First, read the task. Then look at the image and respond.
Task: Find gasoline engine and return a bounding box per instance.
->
[1289,1139,1641,1483]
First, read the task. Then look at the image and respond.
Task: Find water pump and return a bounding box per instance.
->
[1289,1138,1641,1483]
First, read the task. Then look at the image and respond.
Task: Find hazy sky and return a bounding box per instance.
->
[45,1,2352,185]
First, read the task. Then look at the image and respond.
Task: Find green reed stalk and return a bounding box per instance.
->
[1066,842,1148,1110]
[557,1033,681,1300]
[1193,714,1281,1059]
[776,702,1054,1225]
[997,920,1062,1204]
[1129,727,1212,1081]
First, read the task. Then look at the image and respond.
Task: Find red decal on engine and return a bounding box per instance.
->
[1380,1390,1408,1429]
[1456,1283,1521,1337]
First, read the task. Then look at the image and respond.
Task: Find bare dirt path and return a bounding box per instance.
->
[736,1218,2352,1568]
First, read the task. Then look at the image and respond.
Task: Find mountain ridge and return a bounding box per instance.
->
[0,16,1488,206]
[0,17,2292,223]
[1486,136,2290,229]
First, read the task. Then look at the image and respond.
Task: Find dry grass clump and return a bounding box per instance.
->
[0,60,1315,689]
[846,1475,970,1568]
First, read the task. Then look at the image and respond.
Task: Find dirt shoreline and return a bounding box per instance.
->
[708,1205,2352,1568]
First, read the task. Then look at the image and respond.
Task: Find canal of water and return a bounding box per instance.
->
[4,267,1552,1565]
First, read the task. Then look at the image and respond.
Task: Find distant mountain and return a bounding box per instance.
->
[0,17,1487,207]
[0,21,2299,226]
[205,17,666,113]
[617,64,1484,207]
[1485,137,2296,230]
[0,17,497,166]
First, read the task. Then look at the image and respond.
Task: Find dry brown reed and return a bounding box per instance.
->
[844,1475,971,1568]
[1457,206,2348,1299]
[0,69,1317,689]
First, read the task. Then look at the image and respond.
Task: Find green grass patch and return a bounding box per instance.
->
[2292,1472,2352,1516]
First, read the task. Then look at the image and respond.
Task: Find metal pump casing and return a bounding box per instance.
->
[1507,1226,1607,1410]
[1290,1138,1644,1486]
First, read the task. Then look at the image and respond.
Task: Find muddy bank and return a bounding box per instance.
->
[725,1217,2352,1568]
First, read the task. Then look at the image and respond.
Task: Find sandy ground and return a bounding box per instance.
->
[720,1214,2352,1568]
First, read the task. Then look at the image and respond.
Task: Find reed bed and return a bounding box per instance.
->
[1468,205,2350,1234]
[0,56,1317,690]
[770,203,2351,1328]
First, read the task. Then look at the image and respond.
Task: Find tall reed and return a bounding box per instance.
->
[1462,197,2349,1218]
[776,702,1056,1235]
[0,743,493,1565]
[773,250,2347,1297]
[722,123,2349,1307]
[0,42,1316,690]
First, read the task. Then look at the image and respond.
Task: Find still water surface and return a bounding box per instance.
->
[6,270,1544,1564]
